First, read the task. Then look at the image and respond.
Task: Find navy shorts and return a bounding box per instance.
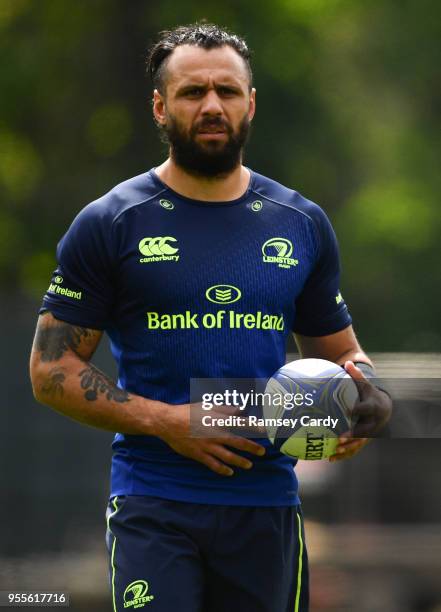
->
[105,495,309,612]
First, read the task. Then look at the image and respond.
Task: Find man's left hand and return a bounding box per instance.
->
[328,360,393,462]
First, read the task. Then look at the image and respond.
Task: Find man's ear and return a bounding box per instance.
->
[152,89,167,126]
[248,87,256,122]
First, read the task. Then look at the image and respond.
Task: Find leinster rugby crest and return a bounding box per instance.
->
[262,237,298,269]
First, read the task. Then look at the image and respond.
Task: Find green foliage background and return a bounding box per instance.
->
[1,0,439,350]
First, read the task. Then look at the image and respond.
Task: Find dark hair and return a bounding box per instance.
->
[146,22,253,93]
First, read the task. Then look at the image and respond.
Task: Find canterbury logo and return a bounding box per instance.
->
[138,237,179,263]
[139,236,178,256]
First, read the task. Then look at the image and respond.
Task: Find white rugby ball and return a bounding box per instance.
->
[263,358,359,460]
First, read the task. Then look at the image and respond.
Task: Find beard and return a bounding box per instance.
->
[161,112,251,178]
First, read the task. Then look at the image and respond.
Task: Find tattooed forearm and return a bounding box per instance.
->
[35,320,93,362]
[40,366,66,398]
[79,364,130,403]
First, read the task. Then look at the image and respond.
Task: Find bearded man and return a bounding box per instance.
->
[30,23,391,612]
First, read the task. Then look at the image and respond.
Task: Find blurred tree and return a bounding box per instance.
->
[0,0,439,350]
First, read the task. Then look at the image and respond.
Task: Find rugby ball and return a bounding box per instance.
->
[263,358,359,460]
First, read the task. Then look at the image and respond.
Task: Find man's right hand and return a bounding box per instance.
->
[153,403,266,476]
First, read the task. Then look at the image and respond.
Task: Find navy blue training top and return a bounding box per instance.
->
[40,168,352,506]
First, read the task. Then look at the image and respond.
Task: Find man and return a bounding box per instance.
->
[30,23,391,612]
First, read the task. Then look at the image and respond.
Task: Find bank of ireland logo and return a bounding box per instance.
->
[123,580,154,608]
[48,274,82,300]
[262,237,298,269]
[138,236,179,264]
[205,284,242,304]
